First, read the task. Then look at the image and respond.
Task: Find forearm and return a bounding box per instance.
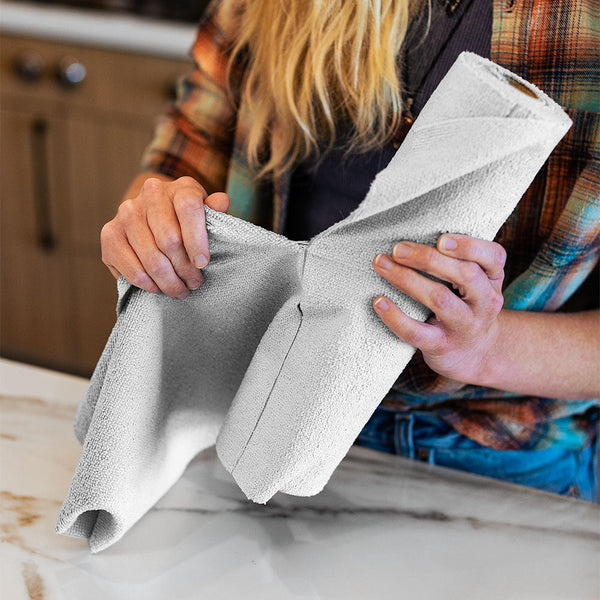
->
[475,308,600,399]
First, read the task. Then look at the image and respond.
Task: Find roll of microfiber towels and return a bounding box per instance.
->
[54,51,572,553]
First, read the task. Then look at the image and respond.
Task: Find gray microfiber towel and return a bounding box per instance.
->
[55,52,571,553]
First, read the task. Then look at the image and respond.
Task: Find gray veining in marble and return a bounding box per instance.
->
[1,358,599,599]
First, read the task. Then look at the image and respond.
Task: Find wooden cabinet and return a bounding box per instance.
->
[0,34,193,376]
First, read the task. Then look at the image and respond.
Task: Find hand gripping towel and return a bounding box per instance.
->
[54,52,572,553]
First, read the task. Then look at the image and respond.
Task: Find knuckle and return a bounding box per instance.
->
[410,329,426,346]
[493,243,507,267]
[117,198,136,220]
[173,192,204,213]
[100,221,114,243]
[186,273,204,288]
[177,175,200,188]
[432,287,453,310]
[156,230,182,254]
[146,252,172,276]
[459,261,482,285]
[130,270,152,289]
[141,177,163,196]
[412,324,437,349]
[100,225,119,264]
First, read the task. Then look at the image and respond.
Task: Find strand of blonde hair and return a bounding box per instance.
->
[226,0,429,179]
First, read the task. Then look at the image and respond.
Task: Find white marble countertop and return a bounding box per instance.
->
[1,356,599,599]
[0,1,197,59]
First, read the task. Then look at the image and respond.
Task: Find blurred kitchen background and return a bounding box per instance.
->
[1,0,598,381]
[0,0,209,377]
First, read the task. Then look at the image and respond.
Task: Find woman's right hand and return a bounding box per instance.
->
[100,175,230,300]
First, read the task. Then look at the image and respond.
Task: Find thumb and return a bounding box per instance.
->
[204,191,230,213]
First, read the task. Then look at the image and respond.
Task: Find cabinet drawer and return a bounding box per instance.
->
[0,34,193,118]
[1,35,104,109]
[99,50,194,119]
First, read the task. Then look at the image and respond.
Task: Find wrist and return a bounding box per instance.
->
[466,310,506,389]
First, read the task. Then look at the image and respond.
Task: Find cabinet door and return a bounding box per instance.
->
[1,34,193,376]
[0,103,77,371]
[66,115,157,375]
[66,114,156,250]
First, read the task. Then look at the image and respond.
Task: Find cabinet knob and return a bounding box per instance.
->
[13,51,45,82]
[55,56,87,89]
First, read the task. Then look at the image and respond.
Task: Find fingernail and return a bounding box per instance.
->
[195,254,209,268]
[188,279,202,289]
[176,290,189,300]
[375,254,394,269]
[441,236,457,250]
[374,297,389,310]
[393,243,411,258]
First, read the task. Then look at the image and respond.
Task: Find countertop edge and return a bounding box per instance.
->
[0,0,197,60]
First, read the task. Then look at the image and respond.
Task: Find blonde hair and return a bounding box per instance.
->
[226,0,429,179]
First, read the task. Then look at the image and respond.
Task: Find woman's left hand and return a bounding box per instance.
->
[372,233,507,384]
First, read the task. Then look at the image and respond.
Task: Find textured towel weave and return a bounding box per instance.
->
[55,52,572,553]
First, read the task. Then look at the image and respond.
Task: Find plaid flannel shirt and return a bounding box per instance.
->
[140,0,600,451]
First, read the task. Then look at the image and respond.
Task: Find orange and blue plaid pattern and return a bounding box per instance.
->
[140,0,600,451]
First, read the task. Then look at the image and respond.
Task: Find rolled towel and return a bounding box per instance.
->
[54,52,572,553]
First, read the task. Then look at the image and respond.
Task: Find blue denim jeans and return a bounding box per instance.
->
[353,406,599,502]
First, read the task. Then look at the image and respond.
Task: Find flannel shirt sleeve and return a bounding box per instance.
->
[544,154,600,311]
[139,0,242,194]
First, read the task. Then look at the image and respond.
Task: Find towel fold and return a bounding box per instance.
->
[54,52,572,553]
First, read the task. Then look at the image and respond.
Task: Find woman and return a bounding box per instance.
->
[99,0,600,500]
